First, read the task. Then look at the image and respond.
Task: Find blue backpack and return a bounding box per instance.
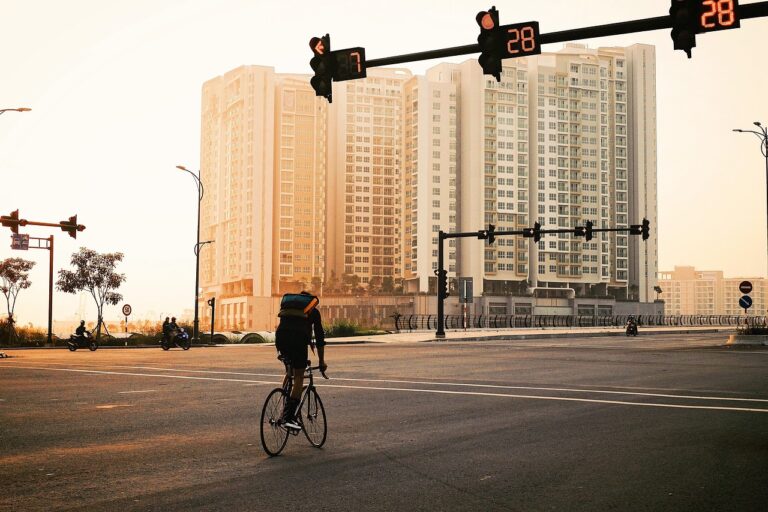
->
[278,293,319,319]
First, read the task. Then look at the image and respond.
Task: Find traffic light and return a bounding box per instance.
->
[522,222,542,243]
[309,34,333,102]
[670,0,698,58]
[436,269,449,299]
[584,220,593,242]
[476,7,502,81]
[641,218,650,241]
[207,297,216,308]
[0,210,20,234]
[59,215,85,239]
[486,224,496,245]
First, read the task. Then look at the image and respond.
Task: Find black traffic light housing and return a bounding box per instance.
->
[523,222,542,243]
[641,218,650,241]
[207,297,216,307]
[670,0,698,58]
[0,210,20,234]
[59,215,85,239]
[435,269,449,299]
[584,220,594,242]
[478,224,496,244]
[310,34,333,102]
[574,220,594,242]
[476,7,503,81]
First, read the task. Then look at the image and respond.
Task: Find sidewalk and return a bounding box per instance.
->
[344,325,735,344]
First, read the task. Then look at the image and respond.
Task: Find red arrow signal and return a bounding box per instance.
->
[310,37,325,55]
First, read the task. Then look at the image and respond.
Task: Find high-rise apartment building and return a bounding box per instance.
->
[199,65,276,330]
[272,75,327,295]
[658,266,767,316]
[198,44,659,330]
[326,68,412,290]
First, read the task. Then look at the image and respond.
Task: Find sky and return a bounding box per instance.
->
[1,0,767,327]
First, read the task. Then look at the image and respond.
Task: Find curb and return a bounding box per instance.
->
[422,328,730,343]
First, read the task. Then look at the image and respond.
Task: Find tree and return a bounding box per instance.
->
[381,276,395,294]
[0,258,35,341]
[56,248,126,340]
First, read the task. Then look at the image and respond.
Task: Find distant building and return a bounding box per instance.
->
[658,266,766,316]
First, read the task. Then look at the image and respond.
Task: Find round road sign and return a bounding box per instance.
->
[739,281,753,294]
[121,304,132,316]
[739,295,753,310]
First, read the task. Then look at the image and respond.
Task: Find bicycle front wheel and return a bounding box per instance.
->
[260,388,289,456]
[301,387,327,448]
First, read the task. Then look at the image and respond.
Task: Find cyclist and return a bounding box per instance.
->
[276,291,326,429]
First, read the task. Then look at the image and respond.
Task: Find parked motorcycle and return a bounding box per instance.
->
[625,322,638,337]
[161,328,191,350]
[68,331,98,351]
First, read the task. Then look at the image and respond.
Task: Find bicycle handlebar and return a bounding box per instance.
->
[307,366,329,379]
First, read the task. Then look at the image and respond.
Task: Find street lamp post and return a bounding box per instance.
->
[733,122,768,276]
[176,165,204,342]
[0,107,31,116]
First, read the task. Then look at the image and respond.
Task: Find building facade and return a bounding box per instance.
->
[658,266,767,316]
[198,45,659,331]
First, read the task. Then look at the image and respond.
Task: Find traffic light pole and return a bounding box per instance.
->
[434,221,650,338]
[359,2,768,69]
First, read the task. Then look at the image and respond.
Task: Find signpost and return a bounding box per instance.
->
[122,304,132,334]
[10,234,29,250]
[739,295,753,311]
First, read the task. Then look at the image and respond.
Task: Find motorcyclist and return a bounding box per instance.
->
[75,320,90,340]
[162,317,171,342]
[625,316,638,335]
[169,317,180,338]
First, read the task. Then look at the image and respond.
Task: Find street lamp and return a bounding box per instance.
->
[733,122,768,276]
[0,107,32,116]
[176,164,204,342]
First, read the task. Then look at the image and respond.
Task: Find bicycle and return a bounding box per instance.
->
[260,358,328,456]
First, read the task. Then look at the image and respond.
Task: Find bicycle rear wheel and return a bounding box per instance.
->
[260,388,289,456]
[301,387,327,448]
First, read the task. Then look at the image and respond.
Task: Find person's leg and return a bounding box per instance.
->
[290,369,304,401]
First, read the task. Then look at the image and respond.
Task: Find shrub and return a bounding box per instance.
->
[325,320,359,338]
[0,319,50,347]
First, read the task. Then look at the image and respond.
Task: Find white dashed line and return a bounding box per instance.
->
[4,364,768,414]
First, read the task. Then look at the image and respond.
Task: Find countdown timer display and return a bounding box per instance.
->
[698,0,740,32]
[333,47,367,82]
[500,21,542,58]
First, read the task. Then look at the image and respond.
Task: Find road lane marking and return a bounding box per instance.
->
[4,364,768,414]
[118,390,157,394]
[91,365,768,404]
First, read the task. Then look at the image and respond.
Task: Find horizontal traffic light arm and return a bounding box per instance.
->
[365,1,768,68]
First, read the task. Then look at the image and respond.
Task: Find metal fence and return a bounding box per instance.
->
[387,314,767,332]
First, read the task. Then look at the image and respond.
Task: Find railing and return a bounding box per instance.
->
[385,314,767,332]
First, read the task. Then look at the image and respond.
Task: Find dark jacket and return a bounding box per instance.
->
[276,308,325,348]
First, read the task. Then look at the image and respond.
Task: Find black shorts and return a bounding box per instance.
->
[275,331,309,370]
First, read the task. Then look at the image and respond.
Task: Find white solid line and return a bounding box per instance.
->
[118,390,157,394]
[4,364,768,414]
[100,365,768,404]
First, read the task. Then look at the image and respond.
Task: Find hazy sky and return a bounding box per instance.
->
[1,0,766,327]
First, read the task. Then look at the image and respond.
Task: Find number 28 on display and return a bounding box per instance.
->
[502,21,542,58]
[699,0,740,32]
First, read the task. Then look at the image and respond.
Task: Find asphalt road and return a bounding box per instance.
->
[1,333,767,512]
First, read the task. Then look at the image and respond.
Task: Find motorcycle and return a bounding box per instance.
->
[625,322,638,337]
[161,328,191,351]
[68,331,98,351]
